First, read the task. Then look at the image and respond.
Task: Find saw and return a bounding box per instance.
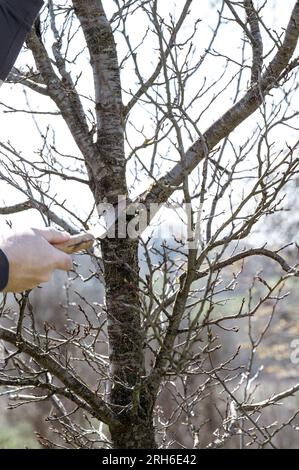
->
[52,198,132,254]
[52,232,95,254]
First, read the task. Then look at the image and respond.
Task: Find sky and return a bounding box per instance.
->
[0,0,298,245]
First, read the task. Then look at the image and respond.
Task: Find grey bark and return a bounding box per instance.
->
[3,0,299,449]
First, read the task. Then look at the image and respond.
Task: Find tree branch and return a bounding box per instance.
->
[0,200,78,234]
[26,25,99,182]
[242,382,299,411]
[194,247,299,280]
[0,325,119,427]
[123,0,194,116]
[139,0,299,213]
[244,0,263,84]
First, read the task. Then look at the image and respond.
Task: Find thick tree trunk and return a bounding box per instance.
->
[71,0,158,447]
[94,122,156,447]
[110,417,157,449]
[93,78,157,448]
[101,236,156,448]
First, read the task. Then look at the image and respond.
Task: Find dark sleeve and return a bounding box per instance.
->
[0,0,44,82]
[0,249,9,291]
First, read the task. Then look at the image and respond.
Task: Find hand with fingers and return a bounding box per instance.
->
[0,228,73,293]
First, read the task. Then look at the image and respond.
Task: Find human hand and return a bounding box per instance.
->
[0,227,73,292]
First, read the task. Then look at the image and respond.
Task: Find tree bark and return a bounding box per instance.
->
[19,0,299,449]
[71,0,157,448]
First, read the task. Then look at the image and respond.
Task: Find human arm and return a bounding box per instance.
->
[0,0,44,84]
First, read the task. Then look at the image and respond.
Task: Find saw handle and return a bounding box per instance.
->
[52,233,95,254]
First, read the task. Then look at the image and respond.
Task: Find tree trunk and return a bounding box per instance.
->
[110,417,157,449]
[95,132,157,448]
[69,0,158,447]
[100,230,156,448]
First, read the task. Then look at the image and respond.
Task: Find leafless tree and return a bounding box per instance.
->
[1,0,299,449]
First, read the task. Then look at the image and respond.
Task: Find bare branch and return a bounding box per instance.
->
[0,325,118,427]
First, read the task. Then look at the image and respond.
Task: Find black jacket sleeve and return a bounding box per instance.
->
[0,0,44,83]
[0,249,9,291]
